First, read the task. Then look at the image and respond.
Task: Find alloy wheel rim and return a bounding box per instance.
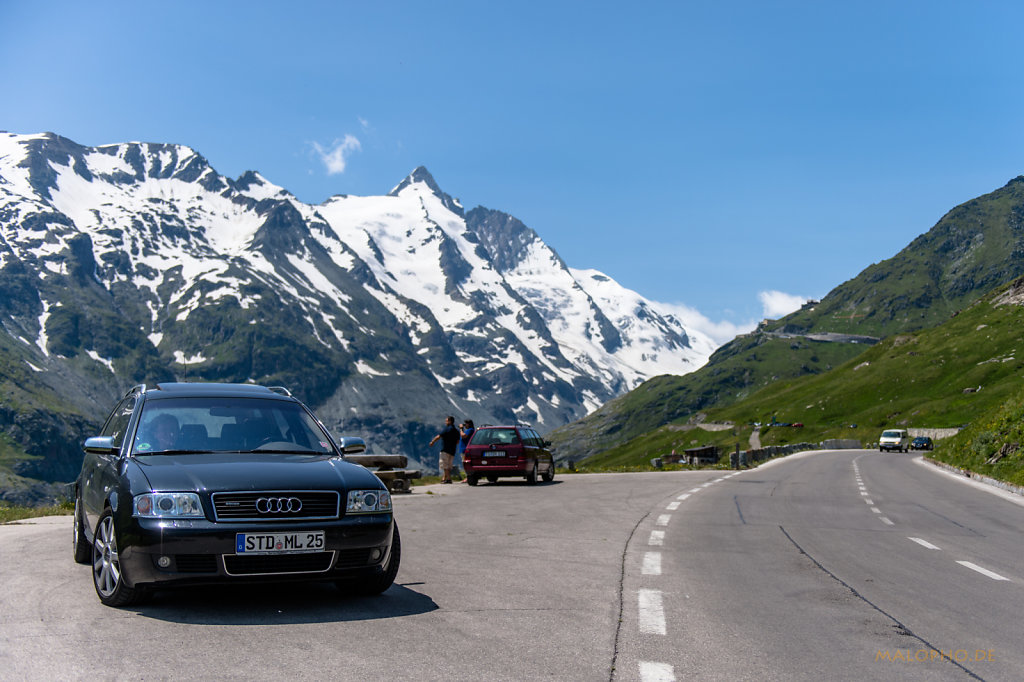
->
[73,499,80,550]
[93,516,121,597]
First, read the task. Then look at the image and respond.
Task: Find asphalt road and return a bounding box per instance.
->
[1,452,1021,681]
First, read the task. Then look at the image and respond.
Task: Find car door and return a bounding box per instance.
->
[530,429,553,472]
[82,394,136,532]
[521,428,541,471]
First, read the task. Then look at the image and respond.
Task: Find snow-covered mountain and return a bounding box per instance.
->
[0,131,716,487]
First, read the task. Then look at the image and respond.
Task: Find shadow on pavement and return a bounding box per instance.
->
[132,581,438,625]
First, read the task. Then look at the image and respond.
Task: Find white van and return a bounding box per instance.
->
[879,429,910,452]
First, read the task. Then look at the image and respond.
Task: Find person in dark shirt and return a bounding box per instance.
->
[429,415,460,484]
[455,419,475,483]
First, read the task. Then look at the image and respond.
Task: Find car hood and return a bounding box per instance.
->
[131,453,383,493]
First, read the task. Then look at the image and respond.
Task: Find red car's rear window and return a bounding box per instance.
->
[469,428,519,446]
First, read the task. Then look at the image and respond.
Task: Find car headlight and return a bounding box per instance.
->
[346,489,392,514]
[133,492,204,518]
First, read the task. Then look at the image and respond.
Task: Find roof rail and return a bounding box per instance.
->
[267,386,293,397]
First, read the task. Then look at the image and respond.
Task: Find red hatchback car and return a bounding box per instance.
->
[462,425,555,485]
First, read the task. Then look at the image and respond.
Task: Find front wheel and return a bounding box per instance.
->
[92,509,147,607]
[72,495,91,564]
[541,462,555,483]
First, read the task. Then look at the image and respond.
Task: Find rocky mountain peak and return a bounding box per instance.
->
[389,166,463,217]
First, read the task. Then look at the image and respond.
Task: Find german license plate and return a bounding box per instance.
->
[488,450,506,457]
[235,531,325,554]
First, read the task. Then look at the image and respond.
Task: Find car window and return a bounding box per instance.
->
[101,395,136,450]
[131,397,335,455]
[471,429,519,446]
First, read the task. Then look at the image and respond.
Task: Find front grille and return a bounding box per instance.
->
[223,551,335,576]
[211,491,340,521]
[174,554,218,573]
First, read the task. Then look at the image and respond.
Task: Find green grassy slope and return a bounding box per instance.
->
[930,386,1024,488]
[551,175,1024,464]
[549,332,867,461]
[582,277,1024,471]
[772,176,1024,338]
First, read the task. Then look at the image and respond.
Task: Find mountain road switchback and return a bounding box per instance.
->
[2,452,1022,680]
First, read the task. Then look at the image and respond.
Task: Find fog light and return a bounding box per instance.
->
[157,555,172,568]
[370,548,383,561]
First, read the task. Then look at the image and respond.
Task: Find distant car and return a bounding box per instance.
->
[73,382,399,607]
[878,429,910,452]
[462,425,556,485]
[911,436,934,451]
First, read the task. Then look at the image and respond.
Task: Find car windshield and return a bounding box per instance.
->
[132,397,335,455]
[882,430,903,438]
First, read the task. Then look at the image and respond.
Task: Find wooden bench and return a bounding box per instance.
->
[343,454,422,493]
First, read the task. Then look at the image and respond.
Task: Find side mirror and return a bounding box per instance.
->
[83,436,118,456]
[337,436,367,454]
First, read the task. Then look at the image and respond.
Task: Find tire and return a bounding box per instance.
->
[92,509,147,607]
[526,464,537,485]
[342,523,401,596]
[467,475,479,486]
[541,461,555,483]
[486,475,498,484]
[72,495,91,565]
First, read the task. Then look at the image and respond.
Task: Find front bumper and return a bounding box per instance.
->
[116,515,394,588]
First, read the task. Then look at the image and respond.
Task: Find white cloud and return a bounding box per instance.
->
[658,301,756,347]
[312,135,361,175]
[758,290,810,319]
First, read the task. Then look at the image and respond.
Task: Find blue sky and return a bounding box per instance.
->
[4,1,1023,340]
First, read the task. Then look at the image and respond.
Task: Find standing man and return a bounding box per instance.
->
[429,416,460,484]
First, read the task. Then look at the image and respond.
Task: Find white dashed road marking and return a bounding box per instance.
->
[639,661,676,682]
[957,561,1009,581]
[638,589,667,634]
[636,476,730,675]
[908,537,941,550]
[642,552,662,575]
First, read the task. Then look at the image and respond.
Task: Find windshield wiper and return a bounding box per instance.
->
[137,449,212,456]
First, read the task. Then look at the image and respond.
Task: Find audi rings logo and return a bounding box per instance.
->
[256,496,303,514]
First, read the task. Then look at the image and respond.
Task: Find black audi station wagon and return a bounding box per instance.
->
[73,382,399,607]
